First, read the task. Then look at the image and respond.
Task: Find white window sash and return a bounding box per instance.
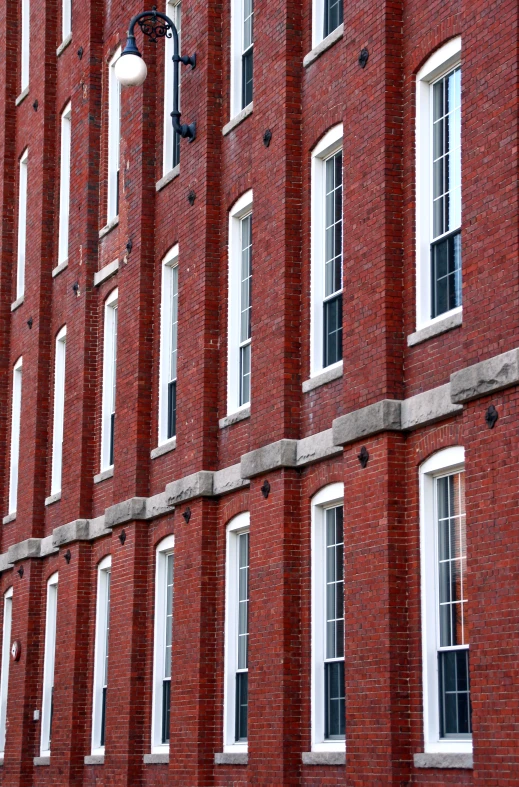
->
[163,0,181,175]
[223,512,250,752]
[62,0,71,42]
[40,573,58,756]
[0,588,13,755]
[151,535,175,752]
[230,0,250,118]
[107,48,121,223]
[21,0,30,91]
[91,557,111,754]
[51,328,67,495]
[9,358,23,515]
[17,150,28,300]
[101,291,118,471]
[159,246,179,445]
[58,104,72,265]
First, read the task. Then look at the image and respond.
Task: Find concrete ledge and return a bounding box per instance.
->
[40,535,58,557]
[53,519,90,547]
[34,756,50,766]
[2,512,16,525]
[88,516,110,540]
[333,400,402,447]
[156,165,180,192]
[105,497,148,528]
[214,464,250,496]
[45,492,61,507]
[94,259,119,286]
[84,755,104,765]
[143,753,169,764]
[0,554,13,572]
[302,751,345,765]
[413,753,473,769]
[99,217,119,239]
[8,539,42,563]
[151,438,176,459]
[145,492,176,521]
[219,407,250,429]
[302,363,343,393]
[241,439,298,479]
[52,259,68,278]
[93,467,114,485]
[165,471,214,504]
[223,103,253,136]
[303,24,344,67]
[297,429,342,467]
[56,33,72,57]
[215,752,248,765]
[15,87,29,106]
[11,295,24,312]
[408,310,462,346]
[451,347,519,404]
[401,384,463,431]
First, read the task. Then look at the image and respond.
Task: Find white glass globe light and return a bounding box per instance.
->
[115,53,148,87]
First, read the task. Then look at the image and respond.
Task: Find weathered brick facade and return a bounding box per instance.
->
[0,0,517,784]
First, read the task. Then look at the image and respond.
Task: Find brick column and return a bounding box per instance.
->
[248,470,301,786]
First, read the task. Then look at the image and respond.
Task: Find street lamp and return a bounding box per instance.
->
[115,5,196,142]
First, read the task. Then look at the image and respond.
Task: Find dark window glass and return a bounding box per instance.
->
[431,229,461,319]
[324,506,345,740]
[100,686,107,747]
[235,531,249,742]
[439,649,471,737]
[323,151,343,368]
[162,679,171,744]
[241,0,254,108]
[167,381,177,440]
[324,0,343,37]
[162,552,174,743]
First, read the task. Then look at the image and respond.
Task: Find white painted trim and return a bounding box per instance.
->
[159,246,179,446]
[8,358,23,515]
[223,512,250,753]
[21,0,30,92]
[310,483,345,752]
[163,0,181,176]
[91,557,111,755]
[17,149,28,300]
[227,191,253,415]
[310,126,343,377]
[101,290,118,471]
[419,446,472,754]
[62,0,71,43]
[40,573,59,756]
[107,48,121,224]
[230,0,252,119]
[58,103,72,265]
[51,327,67,495]
[304,24,343,68]
[151,535,175,754]
[415,38,462,331]
[0,588,13,755]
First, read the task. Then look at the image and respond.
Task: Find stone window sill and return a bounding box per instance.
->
[303,24,344,68]
[45,492,61,507]
[56,33,72,57]
[302,751,345,765]
[34,756,50,766]
[99,217,119,239]
[223,103,253,136]
[93,467,114,485]
[94,259,119,286]
[156,165,180,192]
[16,87,29,106]
[11,295,24,312]
[413,753,473,769]
[215,752,248,765]
[151,438,177,459]
[2,512,16,525]
[219,407,250,429]
[84,755,104,765]
[143,753,169,764]
[408,309,462,346]
[52,259,68,278]
[302,362,343,393]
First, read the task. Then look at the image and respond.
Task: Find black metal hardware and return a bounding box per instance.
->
[183,507,191,523]
[17,565,24,578]
[358,446,369,468]
[263,129,272,148]
[261,480,271,499]
[72,282,80,296]
[126,238,133,255]
[119,529,127,545]
[121,7,196,141]
[64,549,72,564]
[27,317,33,329]
[358,48,369,68]
[188,190,196,205]
[77,46,83,59]
[32,99,38,111]
[485,405,498,429]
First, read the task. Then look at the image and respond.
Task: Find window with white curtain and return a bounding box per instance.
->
[101,290,118,471]
[40,573,58,756]
[92,556,111,754]
[17,150,28,300]
[51,327,67,495]
[227,191,252,415]
[230,0,253,118]
[0,588,13,756]
[159,246,179,444]
[107,48,121,223]
[58,103,72,265]
[62,0,71,41]
[21,0,30,92]
[151,535,174,752]
[163,0,181,174]
[8,358,23,515]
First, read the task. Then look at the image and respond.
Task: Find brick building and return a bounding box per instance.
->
[0,0,517,783]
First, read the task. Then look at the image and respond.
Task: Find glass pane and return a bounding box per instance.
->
[324,661,345,739]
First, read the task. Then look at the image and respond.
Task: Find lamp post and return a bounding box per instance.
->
[115,5,196,142]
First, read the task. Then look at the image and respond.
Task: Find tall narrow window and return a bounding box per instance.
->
[107,48,121,223]
[92,556,111,755]
[151,535,175,753]
[416,38,462,330]
[8,358,23,515]
[101,290,118,471]
[163,0,181,174]
[58,104,72,265]
[227,192,253,415]
[51,327,67,495]
[241,0,253,109]
[62,0,71,41]
[231,0,253,117]
[17,150,28,300]
[223,513,250,752]
[21,0,30,91]
[159,247,179,445]
[40,573,58,756]
[420,446,472,754]
[0,588,13,756]
[311,484,345,751]
[311,126,343,377]
[324,0,343,37]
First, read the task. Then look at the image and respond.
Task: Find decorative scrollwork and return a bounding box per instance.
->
[137,8,173,43]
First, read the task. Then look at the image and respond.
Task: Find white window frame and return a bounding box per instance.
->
[420,445,471,754]
[310,125,343,378]
[17,149,28,300]
[51,327,67,495]
[415,37,462,331]
[0,587,13,756]
[8,357,23,515]
[91,555,111,755]
[312,0,342,49]
[62,0,71,42]
[58,103,72,265]
[107,48,121,224]
[21,0,30,92]
[223,512,250,753]
[40,572,58,756]
[227,191,253,416]
[151,534,175,754]
[230,0,252,119]
[311,482,345,752]
[158,245,179,446]
[101,289,118,471]
[163,0,181,175]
